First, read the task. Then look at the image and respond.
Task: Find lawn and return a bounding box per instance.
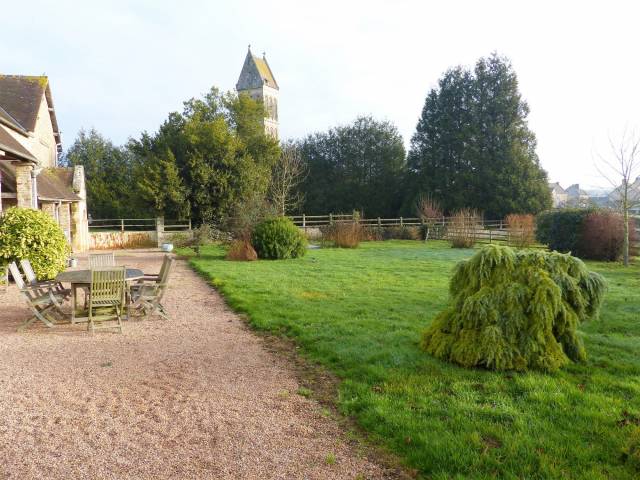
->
[183,241,640,479]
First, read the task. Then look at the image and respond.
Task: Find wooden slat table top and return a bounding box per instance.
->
[56,268,144,285]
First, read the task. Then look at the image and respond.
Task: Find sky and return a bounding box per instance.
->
[2,0,639,191]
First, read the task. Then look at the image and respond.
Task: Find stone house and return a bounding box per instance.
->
[0,75,89,251]
[548,182,568,208]
[565,183,590,206]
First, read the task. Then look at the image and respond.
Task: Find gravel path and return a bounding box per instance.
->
[0,250,388,479]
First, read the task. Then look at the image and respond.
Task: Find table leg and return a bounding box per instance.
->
[71,284,77,324]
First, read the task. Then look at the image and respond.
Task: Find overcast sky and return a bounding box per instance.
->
[3,0,639,190]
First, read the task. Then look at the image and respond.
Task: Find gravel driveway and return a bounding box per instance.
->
[0,250,389,479]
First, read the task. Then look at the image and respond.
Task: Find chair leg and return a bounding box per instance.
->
[19,304,56,331]
[156,303,169,320]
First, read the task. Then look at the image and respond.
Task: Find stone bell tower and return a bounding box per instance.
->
[236,46,279,138]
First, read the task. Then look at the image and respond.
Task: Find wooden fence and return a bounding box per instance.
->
[289,214,517,245]
[88,217,191,232]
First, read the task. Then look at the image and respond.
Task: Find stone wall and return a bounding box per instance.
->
[90,231,157,250]
[15,164,33,208]
[58,203,71,242]
[8,91,58,168]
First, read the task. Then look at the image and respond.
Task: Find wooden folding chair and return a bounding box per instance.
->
[8,262,67,331]
[20,259,71,300]
[130,256,174,320]
[88,266,126,334]
[89,253,116,268]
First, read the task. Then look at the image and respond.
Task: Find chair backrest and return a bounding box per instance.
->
[90,266,125,308]
[154,256,174,302]
[89,253,116,268]
[159,256,174,284]
[19,259,38,286]
[8,262,27,290]
[158,255,173,284]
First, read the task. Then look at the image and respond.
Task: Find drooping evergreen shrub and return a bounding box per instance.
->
[421,244,606,372]
[535,209,594,255]
[251,217,307,259]
[0,207,70,280]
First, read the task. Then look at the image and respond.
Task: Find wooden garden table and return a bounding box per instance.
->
[56,268,144,324]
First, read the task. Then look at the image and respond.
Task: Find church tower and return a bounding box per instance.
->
[236,46,279,138]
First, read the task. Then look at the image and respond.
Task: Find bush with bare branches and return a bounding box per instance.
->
[581,211,638,261]
[416,195,443,241]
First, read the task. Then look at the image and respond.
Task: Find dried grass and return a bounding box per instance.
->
[226,239,258,261]
[506,214,535,248]
[447,209,479,248]
[322,222,362,248]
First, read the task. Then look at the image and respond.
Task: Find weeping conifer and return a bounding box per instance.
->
[421,245,607,372]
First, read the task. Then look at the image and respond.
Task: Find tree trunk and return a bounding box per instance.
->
[623,204,630,267]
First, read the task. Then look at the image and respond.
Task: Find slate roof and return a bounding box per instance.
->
[236,49,279,91]
[0,161,80,201]
[0,75,61,149]
[0,124,37,162]
[548,182,566,194]
[566,184,588,197]
[38,167,81,201]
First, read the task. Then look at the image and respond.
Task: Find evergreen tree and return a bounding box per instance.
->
[299,116,406,216]
[129,87,279,223]
[64,129,139,218]
[407,53,551,218]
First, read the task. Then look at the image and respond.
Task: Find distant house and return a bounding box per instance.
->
[565,184,590,206]
[0,75,89,251]
[608,176,640,214]
[549,182,568,207]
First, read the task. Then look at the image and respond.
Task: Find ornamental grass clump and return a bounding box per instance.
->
[421,244,606,372]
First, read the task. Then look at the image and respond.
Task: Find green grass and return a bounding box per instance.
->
[182,241,640,479]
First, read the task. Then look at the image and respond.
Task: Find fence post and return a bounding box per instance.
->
[188,218,192,231]
[120,219,124,233]
[156,216,164,247]
[377,217,381,227]
[489,230,492,244]
[302,214,306,228]
[329,213,333,225]
[400,216,403,226]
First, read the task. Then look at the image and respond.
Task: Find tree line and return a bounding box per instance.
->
[65,53,551,223]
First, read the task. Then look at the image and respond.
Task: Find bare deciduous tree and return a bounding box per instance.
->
[269,142,308,216]
[595,129,640,266]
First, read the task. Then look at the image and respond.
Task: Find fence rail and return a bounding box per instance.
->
[89,217,191,232]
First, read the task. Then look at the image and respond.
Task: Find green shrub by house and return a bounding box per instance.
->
[421,244,606,372]
[251,217,307,259]
[536,209,594,255]
[0,207,70,280]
